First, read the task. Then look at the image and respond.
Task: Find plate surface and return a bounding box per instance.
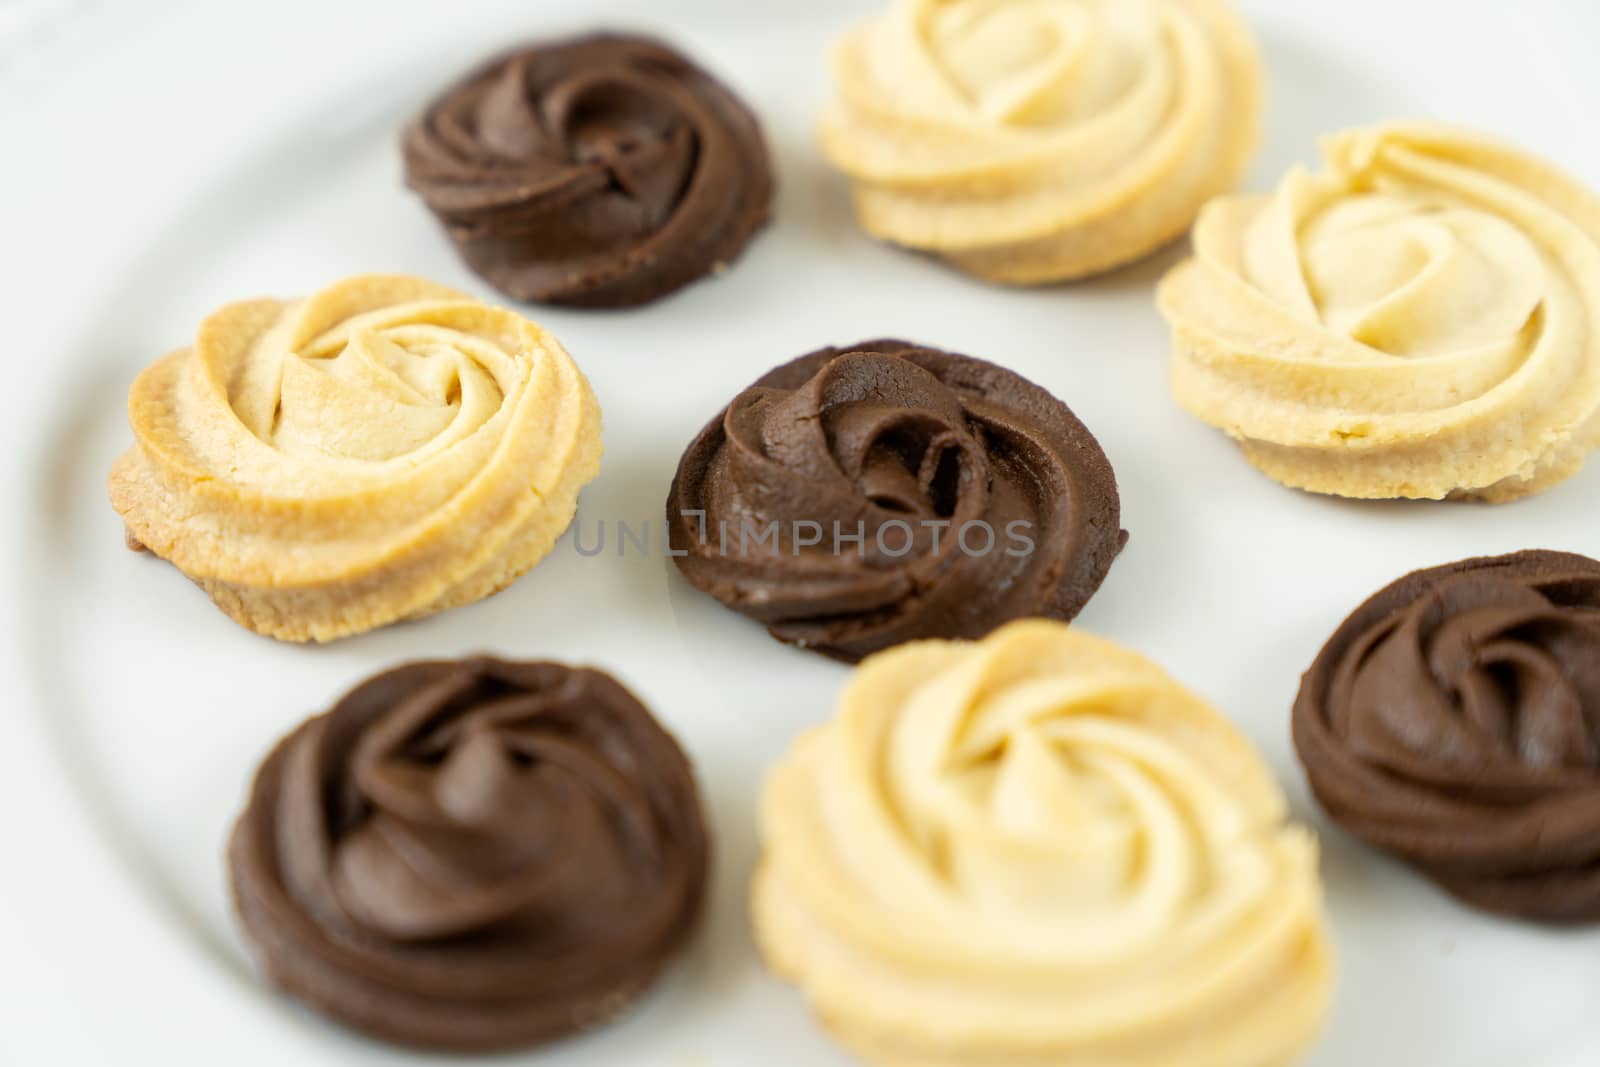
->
[3,1,1600,1064]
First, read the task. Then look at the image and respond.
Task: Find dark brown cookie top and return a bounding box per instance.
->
[666,339,1126,661]
[402,34,772,308]
[228,657,708,1051]
[1294,549,1600,921]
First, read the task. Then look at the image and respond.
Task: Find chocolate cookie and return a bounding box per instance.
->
[228,657,708,1050]
[1294,550,1600,921]
[402,34,772,307]
[666,339,1126,661]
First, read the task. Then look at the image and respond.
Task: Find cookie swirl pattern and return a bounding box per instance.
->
[1294,550,1600,921]
[229,657,709,1051]
[109,274,601,641]
[403,34,772,307]
[820,0,1262,282]
[755,621,1333,1067]
[667,340,1125,662]
[1160,123,1600,501]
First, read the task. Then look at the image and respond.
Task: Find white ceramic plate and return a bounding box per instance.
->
[3,1,1599,1063]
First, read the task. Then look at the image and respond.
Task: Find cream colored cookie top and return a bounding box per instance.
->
[820,0,1262,282]
[1160,122,1600,501]
[109,274,601,641]
[754,620,1332,1067]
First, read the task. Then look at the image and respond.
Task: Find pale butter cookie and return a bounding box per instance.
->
[820,0,1263,283]
[1160,123,1600,501]
[754,620,1333,1067]
[109,274,602,640]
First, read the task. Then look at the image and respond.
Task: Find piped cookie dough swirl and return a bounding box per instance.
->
[667,340,1125,662]
[403,34,773,307]
[754,621,1333,1067]
[1295,550,1600,921]
[229,657,708,1051]
[109,274,601,641]
[1159,123,1600,501]
[820,0,1263,283]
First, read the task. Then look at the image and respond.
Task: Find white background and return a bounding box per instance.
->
[2,1,1599,1064]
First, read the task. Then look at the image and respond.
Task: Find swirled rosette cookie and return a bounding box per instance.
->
[1295,550,1600,921]
[403,34,772,307]
[109,274,601,641]
[819,0,1262,283]
[1160,123,1600,501]
[229,657,708,1051]
[755,621,1333,1067]
[666,340,1125,662]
